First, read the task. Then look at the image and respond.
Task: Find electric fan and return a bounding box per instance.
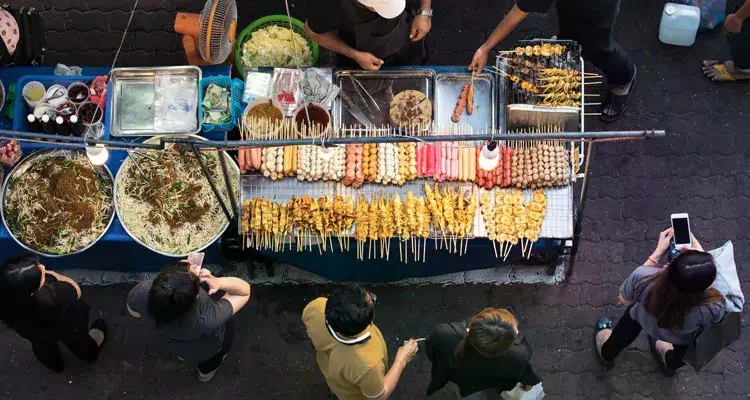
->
[174,0,238,65]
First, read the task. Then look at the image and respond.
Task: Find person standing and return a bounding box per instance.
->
[302,284,419,399]
[703,0,750,81]
[424,308,541,399]
[0,254,107,373]
[304,0,433,70]
[594,229,726,376]
[127,262,251,382]
[469,0,637,122]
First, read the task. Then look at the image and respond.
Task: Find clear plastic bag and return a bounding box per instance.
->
[154,74,198,132]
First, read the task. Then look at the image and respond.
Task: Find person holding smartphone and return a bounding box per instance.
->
[593,228,726,376]
[424,308,541,399]
[302,284,419,399]
[127,262,251,382]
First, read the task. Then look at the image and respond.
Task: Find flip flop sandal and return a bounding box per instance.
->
[702,63,747,82]
[600,66,638,123]
[593,317,615,368]
[647,336,676,377]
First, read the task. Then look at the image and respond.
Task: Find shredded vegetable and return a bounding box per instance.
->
[5,154,113,255]
[116,144,238,256]
[241,25,313,68]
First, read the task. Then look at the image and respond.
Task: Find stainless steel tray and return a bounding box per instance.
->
[1,148,115,257]
[109,66,202,137]
[333,69,435,133]
[434,73,495,132]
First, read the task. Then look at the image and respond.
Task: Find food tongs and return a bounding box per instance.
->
[347,76,380,125]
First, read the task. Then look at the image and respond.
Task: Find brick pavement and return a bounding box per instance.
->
[1,0,749,399]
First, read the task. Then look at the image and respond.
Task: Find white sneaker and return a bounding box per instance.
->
[197,354,228,383]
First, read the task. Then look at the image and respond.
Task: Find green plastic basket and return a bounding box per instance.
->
[234,15,320,79]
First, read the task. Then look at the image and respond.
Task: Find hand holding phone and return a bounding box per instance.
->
[187,252,205,268]
[670,213,692,249]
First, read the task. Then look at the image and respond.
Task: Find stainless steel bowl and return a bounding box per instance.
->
[1,148,116,257]
[114,134,239,258]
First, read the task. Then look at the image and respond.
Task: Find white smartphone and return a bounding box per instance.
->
[670,213,692,249]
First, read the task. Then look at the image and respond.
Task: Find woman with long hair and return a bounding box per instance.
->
[594,228,726,375]
[0,254,107,372]
[425,308,541,399]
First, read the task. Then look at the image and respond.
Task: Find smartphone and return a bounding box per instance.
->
[187,252,205,269]
[670,213,692,249]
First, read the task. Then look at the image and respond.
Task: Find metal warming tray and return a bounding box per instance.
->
[109,66,202,137]
[434,72,495,132]
[333,69,435,133]
[1,149,116,257]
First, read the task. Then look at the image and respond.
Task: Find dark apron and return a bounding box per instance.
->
[339,0,425,67]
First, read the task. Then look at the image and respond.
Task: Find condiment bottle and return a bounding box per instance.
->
[27,114,42,132]
[55,116,71,136]
[40,114,56,134]
[70,115,85,137]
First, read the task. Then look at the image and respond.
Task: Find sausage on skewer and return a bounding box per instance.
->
[452,84,470,123]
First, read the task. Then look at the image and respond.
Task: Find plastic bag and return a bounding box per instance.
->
[500,383,545,400]
[680,0,727,30]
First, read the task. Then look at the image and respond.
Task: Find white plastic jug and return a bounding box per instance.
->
[659,3,701,46]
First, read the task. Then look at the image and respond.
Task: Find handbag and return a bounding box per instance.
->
[683,241,745,371]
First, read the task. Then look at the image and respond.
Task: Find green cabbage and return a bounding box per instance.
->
[241,26,313,68]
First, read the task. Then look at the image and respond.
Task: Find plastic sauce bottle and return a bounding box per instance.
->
[659,3,701,46]
[27,114,42,132]
[70,115,85,137]
[40,114,56,135]
[55,116,71,136]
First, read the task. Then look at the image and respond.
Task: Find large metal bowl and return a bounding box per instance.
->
[1,148,116,257]
[114,134,240,258]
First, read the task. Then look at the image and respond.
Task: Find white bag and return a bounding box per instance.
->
[708,241,745,313]
[500,383,545,400]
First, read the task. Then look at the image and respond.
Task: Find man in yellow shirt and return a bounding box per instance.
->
[302,285,419,399]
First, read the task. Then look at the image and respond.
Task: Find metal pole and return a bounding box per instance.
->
[567,138,595,277]
[0,129,162,150]
[162,130,666,149]
[1,129,665,151]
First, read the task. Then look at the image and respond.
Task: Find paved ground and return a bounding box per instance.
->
[2,0,749,399]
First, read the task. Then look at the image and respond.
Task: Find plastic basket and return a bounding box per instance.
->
[234,15,319,80]
[231,78,246,127]
[199,75,236,132]
[13,75,108,140]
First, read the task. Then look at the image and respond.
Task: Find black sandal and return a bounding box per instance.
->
[647,336,675,377]
[593,317,615,368]
[600,66,637,123]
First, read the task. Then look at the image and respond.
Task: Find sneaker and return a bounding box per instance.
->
[197,354,228,383]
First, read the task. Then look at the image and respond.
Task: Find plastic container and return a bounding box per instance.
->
[13,75,108,139]
[243,97,283,138]
[21,80,46,108]
[659,3,701,47]
[234,15,319,79]
[66,81,89,104]
[293,103,331,138]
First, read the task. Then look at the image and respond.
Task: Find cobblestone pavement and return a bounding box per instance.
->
[1,1,749,399]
